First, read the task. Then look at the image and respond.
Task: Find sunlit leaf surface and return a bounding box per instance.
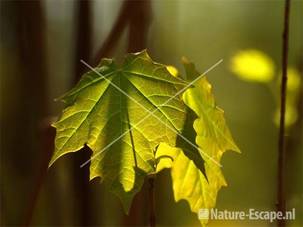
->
[50,51,239,225]
[50,50,188,212]
[166,59,240,226]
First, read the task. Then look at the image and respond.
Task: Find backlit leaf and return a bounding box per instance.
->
[50,51,240,225]
[169,58,240,226]
[49,50,188,212]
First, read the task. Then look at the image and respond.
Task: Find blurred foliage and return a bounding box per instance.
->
[229,49,301,128]
[230,49,275,83]
[274,104,298,127]
[274,67,301,127]
[285,68,301,92]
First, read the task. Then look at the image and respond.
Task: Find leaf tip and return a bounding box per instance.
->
[233,144,241,153]
[131,49,150,60]
[48,156,56,168]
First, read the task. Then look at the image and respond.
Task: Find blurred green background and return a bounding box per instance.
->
[0,0,302,226]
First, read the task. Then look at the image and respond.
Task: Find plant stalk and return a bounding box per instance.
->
[148,176,156,227]
[277,0,291,226]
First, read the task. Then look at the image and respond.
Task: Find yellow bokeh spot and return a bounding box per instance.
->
[274,105,298,128]
[277,67,301,92]
[166,65,178,77]
[230,49,275,83]
[286,68,301,91]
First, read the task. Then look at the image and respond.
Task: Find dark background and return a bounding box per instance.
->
[0,0,302,226]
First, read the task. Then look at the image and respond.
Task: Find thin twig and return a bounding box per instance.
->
[277,0,291,226]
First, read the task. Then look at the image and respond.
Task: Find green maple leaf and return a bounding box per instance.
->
[157,58,240,226]
[49,50,188,212]
[50,50,240,225]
